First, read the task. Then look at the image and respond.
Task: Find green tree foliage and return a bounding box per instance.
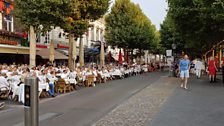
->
[15,0,69,32]
[60,0,110,68]
[167,0,224,56]
[105,0,158,53]
[15,0,70,67]
[60,0,110,37]
[15,0,110,68]
[160,13,185,51]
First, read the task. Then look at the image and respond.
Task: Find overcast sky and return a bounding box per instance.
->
[111,0,168,30]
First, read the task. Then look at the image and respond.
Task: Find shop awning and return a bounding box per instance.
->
[37,49,68,60]
[84,48,99,54]
[57,48,79,56]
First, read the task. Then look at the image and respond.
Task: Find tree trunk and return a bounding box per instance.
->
[140,49,144,64]
[72,36,77,69]
[123,48,127,62]
[131,49,134,64]
[29,26,36,67]
[100,41,105,67]
[49,30,55,64]
[68,34,74,70]
[79,37,84,67]
[49,40,55,63]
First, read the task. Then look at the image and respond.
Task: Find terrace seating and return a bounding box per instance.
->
[56,79,71,93]
[0,87,10,100]
[96,73,106,84]
[86,75,95,87]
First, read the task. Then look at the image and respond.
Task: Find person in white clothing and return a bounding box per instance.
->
[38,70,50,97]
[68,70,77,85]
[0,73,10,90]
[195,59,203,79]
[6,71,21,100]
[61,70,69,79]
[0,73,10,103]
[1,67,8,75]
[46,71,57,97]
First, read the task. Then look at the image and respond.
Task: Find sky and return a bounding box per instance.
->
[111,0,168,30]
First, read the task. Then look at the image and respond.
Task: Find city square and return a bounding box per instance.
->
[0,0,224,126]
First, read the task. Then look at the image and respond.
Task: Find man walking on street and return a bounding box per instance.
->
[195,59,203,79]
[179,55,191,89]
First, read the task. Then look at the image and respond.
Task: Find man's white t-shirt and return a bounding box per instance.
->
[195,61,203,70]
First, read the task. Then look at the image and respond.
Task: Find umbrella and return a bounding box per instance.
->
[108,51,112,63]
[118,49,123,64]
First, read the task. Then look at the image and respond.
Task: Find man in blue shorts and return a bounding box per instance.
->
[179,55,190,89]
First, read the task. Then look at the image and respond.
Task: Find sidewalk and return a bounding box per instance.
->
[94,76,178,126]
[149,76,224,126]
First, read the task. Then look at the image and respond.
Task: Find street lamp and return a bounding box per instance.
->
[172,43,176,60]
[172,43,176,50]
[172,43,177,77]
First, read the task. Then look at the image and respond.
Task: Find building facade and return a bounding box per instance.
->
[36,18,106,56]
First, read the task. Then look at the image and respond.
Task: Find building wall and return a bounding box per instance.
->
[37,18,106,50]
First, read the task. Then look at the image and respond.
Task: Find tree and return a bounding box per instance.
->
[167,0,224,57]
[160,12,185,54]
[105,0,133,49]
[105,0,158,62]
[15,0,70,67]
[59,0,110,69]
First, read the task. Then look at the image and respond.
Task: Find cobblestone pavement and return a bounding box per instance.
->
[94,77,178,126]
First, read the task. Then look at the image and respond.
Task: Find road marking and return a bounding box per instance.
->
[130,89,140,96]
[13,112,63,126]
[0,108,14,115]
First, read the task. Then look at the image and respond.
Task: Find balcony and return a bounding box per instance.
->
[0,30,27,46]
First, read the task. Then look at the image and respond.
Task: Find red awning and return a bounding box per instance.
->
[36,44,48,49]
[57,44,69,49]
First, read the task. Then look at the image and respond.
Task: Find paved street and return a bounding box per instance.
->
[150,76,224,126]
[0,72,167,126]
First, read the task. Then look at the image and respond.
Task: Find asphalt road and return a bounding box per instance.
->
[0,72,166,126]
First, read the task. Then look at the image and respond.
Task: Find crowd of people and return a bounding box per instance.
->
[0,62,164,105]
[173,54,223,88]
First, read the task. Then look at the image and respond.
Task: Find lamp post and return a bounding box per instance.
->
[172,43,177,77]
[172,43,176,55]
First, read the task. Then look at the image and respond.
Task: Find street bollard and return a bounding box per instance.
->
[24,77,39,126]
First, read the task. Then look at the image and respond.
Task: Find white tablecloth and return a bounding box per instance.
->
[64,78,77,85]
[39,83,49,91]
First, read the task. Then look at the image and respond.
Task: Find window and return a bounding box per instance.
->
[45,32,50,44]
[3,15,13,32]
[36,33,41,43]
[91,28,94,41]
